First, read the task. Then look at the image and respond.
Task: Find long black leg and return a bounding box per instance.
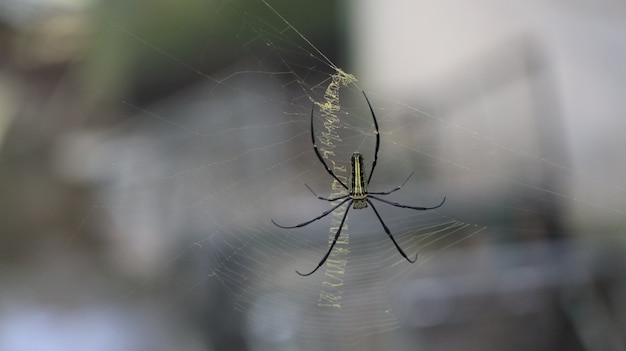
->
[271,198,351,229]
[304,184,350,202]
[362,91,380,185]
[367,199,417,263]
[369,195,446,210]
[310,104,349,190]
[369,172,415,195]
[296,204,352,276]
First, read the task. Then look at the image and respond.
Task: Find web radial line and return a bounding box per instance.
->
[258,0,339,70]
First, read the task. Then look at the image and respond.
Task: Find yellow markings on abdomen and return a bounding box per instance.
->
[350,153,368,209]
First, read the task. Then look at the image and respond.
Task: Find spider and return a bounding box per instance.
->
[272,91,445,276]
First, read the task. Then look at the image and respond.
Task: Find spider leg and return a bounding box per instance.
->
[369,171,415,195]
[304,183,350,201]
[369,195,446,210]
[296,203,352,276]
[367,199,417,263]
[271,198,350,229]
[310,104,349,190]
[362,91,380,185]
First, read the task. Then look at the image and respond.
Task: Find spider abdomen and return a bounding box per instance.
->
[350,152,368,209]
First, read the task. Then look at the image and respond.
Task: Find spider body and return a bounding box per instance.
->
[272,91,445,276]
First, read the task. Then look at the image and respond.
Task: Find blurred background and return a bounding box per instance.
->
[0,0,625,350]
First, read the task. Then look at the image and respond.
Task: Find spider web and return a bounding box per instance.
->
[40,0,626,349]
